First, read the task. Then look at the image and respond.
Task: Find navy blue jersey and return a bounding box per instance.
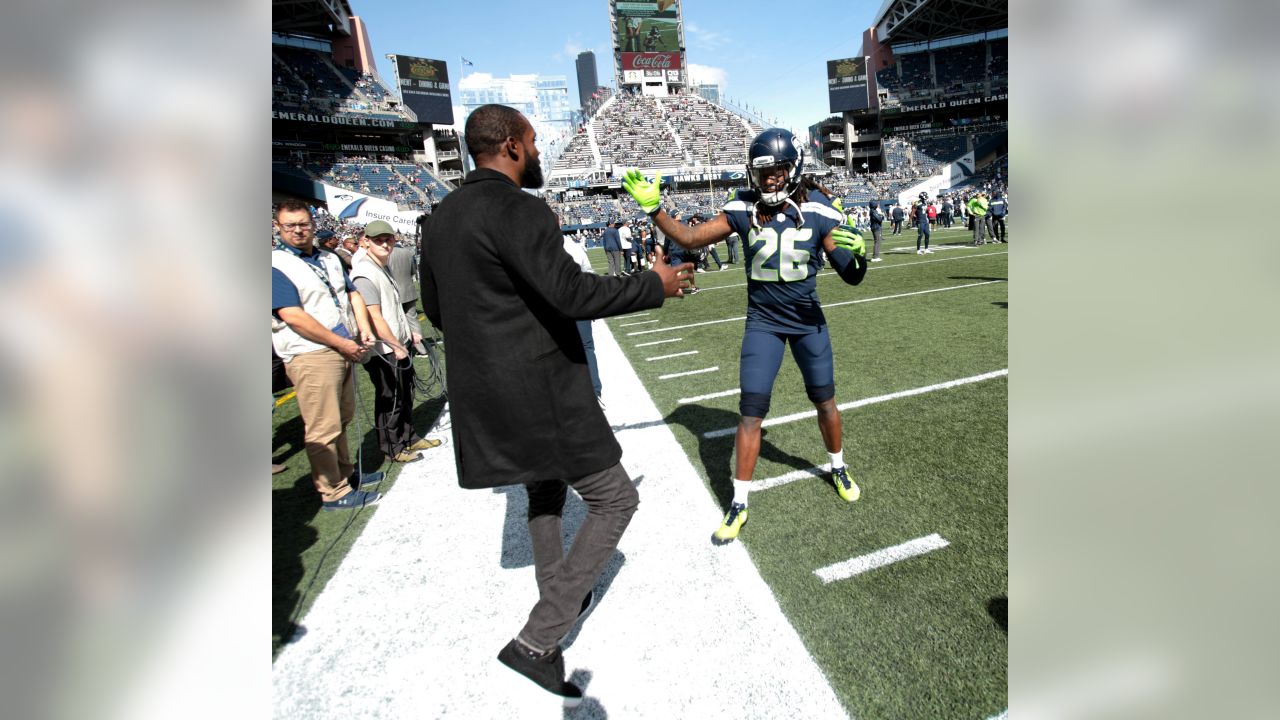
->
[723,189,843,333]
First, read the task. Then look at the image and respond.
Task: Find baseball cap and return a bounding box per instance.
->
[315,229,336,240]
[363,220,395,237]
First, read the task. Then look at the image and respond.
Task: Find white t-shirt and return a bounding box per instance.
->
[561,236,593,274]
[618,225,632,250]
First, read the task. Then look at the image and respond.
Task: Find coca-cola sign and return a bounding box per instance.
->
[621,52,682,71]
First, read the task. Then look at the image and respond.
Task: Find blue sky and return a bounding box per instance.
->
[356,0,882,140]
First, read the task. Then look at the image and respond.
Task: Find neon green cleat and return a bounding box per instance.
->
[713,502,749,542]
[833,466,861,502]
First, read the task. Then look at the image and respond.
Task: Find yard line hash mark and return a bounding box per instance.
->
[813,533,950,584]
[646,351,699,362]
[659,366,719,380]
[635,338,682,347]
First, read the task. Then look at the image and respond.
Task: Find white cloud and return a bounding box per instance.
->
[685,22,729,50]
[687,63,727,89]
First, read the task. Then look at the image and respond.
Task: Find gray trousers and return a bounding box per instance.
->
[871,226,883,259]
[605,250,622,276]
[973,216,989,244]
[518,462,638,651]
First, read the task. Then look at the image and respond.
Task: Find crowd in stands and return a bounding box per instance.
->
[659,95,754,167]
[595,94,685,170]
[552,89,761,177]
[876,37,1008,108]
[272,46,410,122]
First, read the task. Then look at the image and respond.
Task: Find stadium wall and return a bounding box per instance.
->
[331,16,376,74]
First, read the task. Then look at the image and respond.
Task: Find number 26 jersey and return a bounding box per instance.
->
[722,189,844,334]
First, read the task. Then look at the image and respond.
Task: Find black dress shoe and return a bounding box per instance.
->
[497,640,583,708]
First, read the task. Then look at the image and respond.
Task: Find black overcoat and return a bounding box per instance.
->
[420,169,664,488]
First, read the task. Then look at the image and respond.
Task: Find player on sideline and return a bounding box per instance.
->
[621,129,869,543]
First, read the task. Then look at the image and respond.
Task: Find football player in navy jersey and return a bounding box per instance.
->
[621,129,868,542]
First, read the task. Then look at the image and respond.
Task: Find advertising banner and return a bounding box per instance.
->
[614,0,678,18]
[827,56,870,113]
[272,110,416,130]
[621,52,683,71]
[394,55,454,125]
[322,184,422,235]
[896,152,976,208]
[880,92,1009,115]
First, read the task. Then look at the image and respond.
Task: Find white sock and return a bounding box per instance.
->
[732,479,752,506]
[829,450,845,471]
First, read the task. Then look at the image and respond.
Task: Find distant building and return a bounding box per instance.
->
[693,83,720,104]
[458,72,574,169]
[575,51,599,110]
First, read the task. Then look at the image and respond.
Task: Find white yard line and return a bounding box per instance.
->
[820,280,1003,310]
[678,388,741,404]
[755,466,828,491]
[620,319,659,326]
[813,533,951,584]
[629,280,1005,336]
[645,350,699,362]
[617,312,650,318]
[703,369,1009,438]
[272,319,849,720]
[635,337,682,347]
[659,366,719,380]
[695,250,1008,292]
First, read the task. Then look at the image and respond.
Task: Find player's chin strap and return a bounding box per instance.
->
[752,196,806,231]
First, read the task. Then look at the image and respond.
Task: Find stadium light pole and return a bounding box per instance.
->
[707,139,714,215]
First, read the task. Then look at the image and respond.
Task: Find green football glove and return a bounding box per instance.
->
[620,168,663,215]
[831,226,865,257]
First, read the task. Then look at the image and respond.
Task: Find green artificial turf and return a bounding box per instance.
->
[608,239,1008,719]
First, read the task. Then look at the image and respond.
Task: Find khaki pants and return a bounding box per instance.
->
[285,348,356,502]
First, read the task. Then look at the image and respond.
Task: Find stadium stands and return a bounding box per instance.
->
[659,95,754,167]
[594,94,685,171]
[875,37,1008,109]
[272,46,410,121]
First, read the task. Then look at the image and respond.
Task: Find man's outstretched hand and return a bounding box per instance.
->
[650,246,693,298]
[620,169,662,214]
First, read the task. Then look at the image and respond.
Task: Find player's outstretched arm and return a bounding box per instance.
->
[620,168,731,250]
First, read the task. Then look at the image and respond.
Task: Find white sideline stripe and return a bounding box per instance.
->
[634,279,1003,338]
[273,319,851,718]
[659,366,718,379]
[678,388,741,404]
[619,312,650,318]
[695,250,1008,292]
[703,369,1009,438]
[813,533,950,584]
[755,466,826,491]
[635,337,682,347]
[646,350,699,362]
[620,319,659,326]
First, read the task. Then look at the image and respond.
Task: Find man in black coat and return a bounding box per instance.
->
[420,104,692,707]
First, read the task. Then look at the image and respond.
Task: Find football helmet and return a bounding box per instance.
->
[747,129,804,206]
[919,191,929,201]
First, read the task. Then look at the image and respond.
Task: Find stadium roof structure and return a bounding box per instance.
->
[871,0,1006,43]
[272,0,354,37]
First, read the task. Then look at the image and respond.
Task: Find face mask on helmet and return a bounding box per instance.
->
[747,129,804,207]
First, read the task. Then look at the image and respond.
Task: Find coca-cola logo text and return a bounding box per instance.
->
[622,52,683,71]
